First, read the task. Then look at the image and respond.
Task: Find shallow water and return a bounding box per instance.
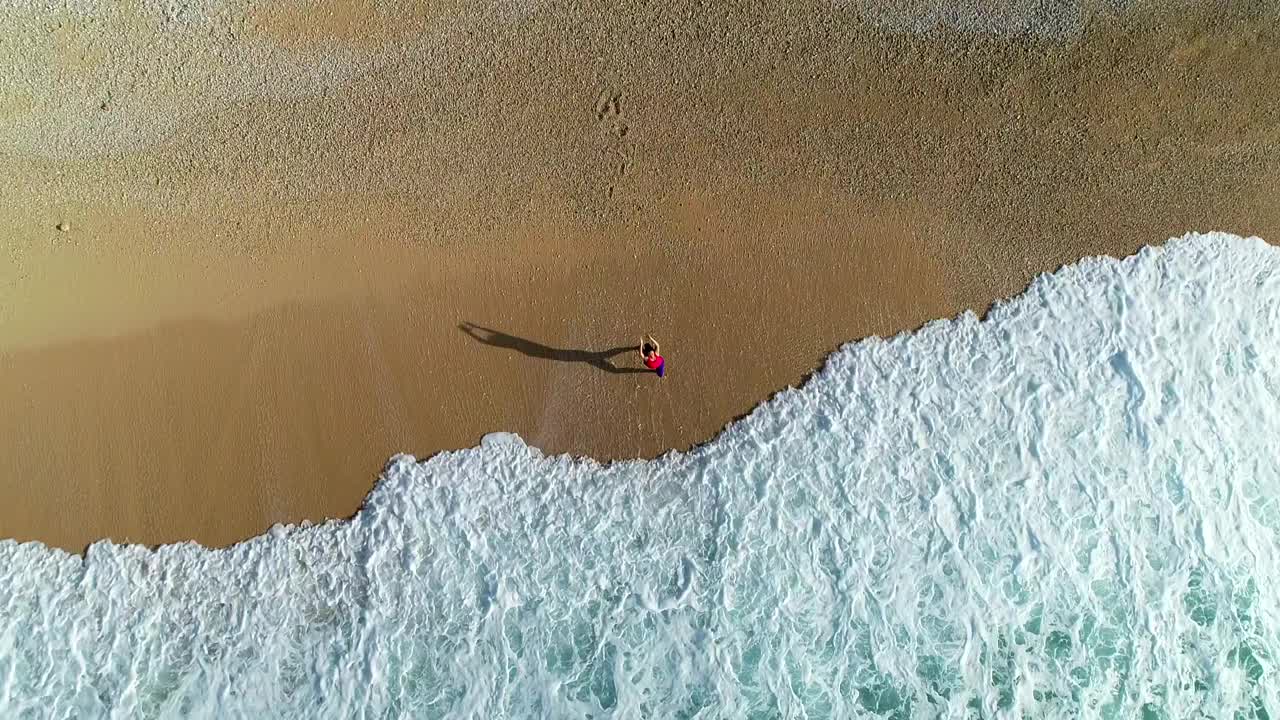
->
[2,232,1278,718]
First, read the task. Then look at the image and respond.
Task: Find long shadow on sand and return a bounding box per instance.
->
[459,322,649,375]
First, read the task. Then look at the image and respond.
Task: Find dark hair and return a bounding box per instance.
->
[642,343,655,355]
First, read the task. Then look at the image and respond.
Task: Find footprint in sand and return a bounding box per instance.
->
[594,90,633,201]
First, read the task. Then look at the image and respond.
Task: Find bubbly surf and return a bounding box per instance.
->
[2,232,1278,718]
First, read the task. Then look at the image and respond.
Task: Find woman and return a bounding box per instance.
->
[639,335,665,378]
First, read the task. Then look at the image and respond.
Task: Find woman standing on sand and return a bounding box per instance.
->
[640,335,665,378]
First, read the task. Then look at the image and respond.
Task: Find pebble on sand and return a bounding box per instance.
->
[56,222,70,232]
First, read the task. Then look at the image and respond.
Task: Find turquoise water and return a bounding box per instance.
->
[1,232,1277,718]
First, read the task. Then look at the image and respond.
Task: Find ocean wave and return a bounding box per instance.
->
[2,232,1278,718]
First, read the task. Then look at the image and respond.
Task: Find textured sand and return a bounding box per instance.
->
[1,0,1278,550]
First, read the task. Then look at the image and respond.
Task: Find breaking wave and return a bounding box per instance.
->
[2,232,1278,718]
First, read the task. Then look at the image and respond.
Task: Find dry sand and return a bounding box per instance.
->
[1,0,1278,551]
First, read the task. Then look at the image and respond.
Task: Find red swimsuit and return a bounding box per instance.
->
[643,354,665,377]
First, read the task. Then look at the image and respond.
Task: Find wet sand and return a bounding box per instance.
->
[1,0,1277,550]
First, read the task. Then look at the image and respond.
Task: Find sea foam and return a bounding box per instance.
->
[2,232,1278,718]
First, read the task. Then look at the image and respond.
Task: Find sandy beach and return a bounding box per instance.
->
[2,0,1278,551]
